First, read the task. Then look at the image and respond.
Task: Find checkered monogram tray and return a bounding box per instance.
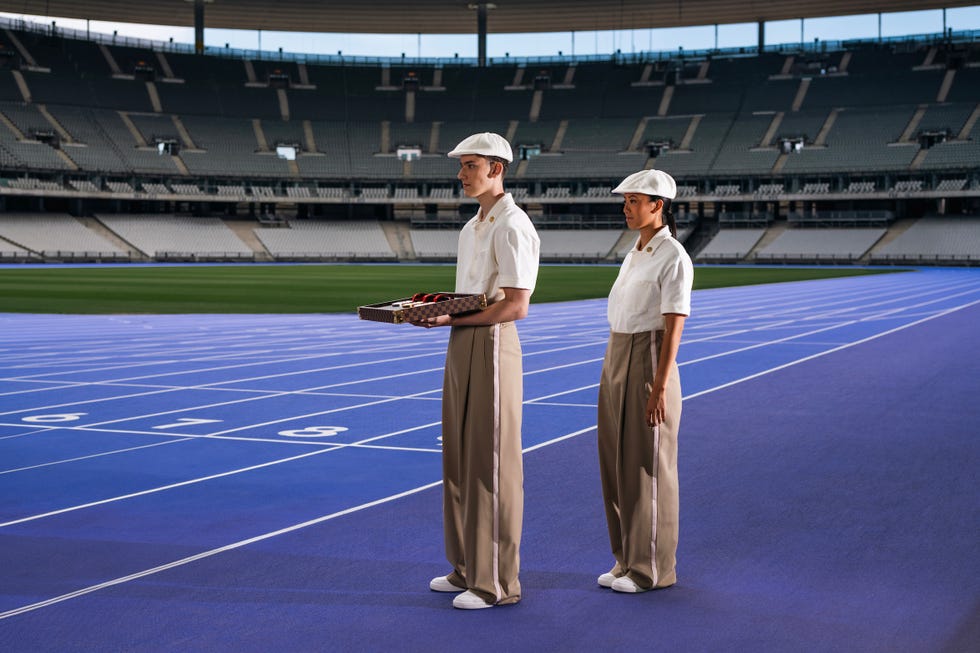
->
[357,293,487,324]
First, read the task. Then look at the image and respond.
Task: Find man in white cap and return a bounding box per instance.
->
[410,132,540,609]
[596,168,693,594]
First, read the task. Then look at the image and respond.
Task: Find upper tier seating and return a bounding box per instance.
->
[0,27,975,189]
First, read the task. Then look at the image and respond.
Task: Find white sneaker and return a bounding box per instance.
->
[452,590,494,609]
[597,572,617,588]
[611,576,648,593]
[429,575,465,593]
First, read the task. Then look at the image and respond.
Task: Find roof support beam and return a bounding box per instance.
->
[194,0,205,54]
[473,3,493,67]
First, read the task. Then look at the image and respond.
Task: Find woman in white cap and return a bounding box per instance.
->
[410,132,540,609]
[596,169,693,593]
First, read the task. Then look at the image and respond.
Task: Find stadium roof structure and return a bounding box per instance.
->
[0,0,975,35]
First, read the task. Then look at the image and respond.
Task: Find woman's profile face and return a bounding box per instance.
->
[621,193,662,231]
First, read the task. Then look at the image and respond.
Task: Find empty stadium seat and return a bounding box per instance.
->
[0,21,977,269]
[255,221,395,260]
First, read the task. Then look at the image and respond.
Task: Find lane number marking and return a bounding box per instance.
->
[22,413,87,423]
[278,426,349,438]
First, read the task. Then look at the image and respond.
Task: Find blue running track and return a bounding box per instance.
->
[0,267,978,652]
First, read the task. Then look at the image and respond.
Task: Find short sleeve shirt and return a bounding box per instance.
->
[607,227,694,333]
[455,193,540,302]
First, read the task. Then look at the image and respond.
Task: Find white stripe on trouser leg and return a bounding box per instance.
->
[650,425,660,587]
[649,332,660,587]
[491,323,502,602]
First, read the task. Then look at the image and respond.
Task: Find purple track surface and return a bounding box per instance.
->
[0,268,978,652]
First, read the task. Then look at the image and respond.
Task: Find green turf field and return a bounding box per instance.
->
[0,265,905,314]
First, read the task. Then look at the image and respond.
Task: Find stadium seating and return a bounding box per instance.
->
[254,221,395,260]
[0,21,976,266]
[0,236,36,261]
[1,28,975,188]
[754,228,886,262]
[0,213,127,260]
[410,229,459,260]
[537,230,624,261]
[696,229,767,262]
[869,216,980,264]
[97,214,255,259]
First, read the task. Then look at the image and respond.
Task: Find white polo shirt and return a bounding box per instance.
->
[607,227,693,334]
[456,193,540,302]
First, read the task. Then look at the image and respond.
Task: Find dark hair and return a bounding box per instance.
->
[650,195,677,238]
[486,155,510,176]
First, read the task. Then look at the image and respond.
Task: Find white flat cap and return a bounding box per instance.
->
[447,132,513,162]
[611,169,677,199]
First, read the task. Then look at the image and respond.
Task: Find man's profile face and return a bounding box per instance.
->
[457,154,499,198]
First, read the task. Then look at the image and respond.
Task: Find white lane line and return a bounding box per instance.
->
[0,349,446,411]
[691,273,979,319]
[527,384,598,403]
[4,284,976,445]
[0,416,444,474]
[0,424,596,621]
[683,298,980,400]
[682,288,980,367]
[0,427,55,441]
[1,340,444,383]
[524,294,980,403]
[0,480,445,621]
[0,422,342,447]
[0,276,976,619]
[0,438,193,475]
[346,443,441,454]
[524,357,604,376]
[5,278,972,421]
[0,417,444,524]
[522,426,596,453]
[0,447,341,529]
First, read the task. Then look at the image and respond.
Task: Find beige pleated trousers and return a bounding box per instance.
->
[441,322,524,605]
[597,330,681,589]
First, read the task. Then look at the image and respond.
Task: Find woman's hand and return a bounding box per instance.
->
[645,314,686,427]
[645,382,666,427]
